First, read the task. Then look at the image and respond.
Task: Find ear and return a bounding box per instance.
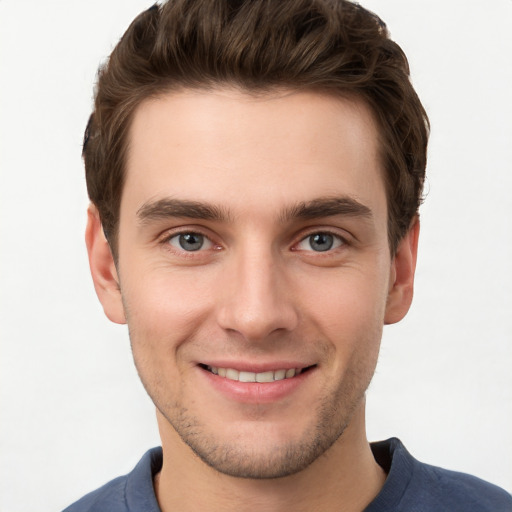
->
[384,217,420,325]
[85,204,126,324]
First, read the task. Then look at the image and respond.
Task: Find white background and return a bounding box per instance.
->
[1,1,511,510]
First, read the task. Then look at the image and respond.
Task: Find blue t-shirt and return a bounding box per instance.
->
[63,438,512,511]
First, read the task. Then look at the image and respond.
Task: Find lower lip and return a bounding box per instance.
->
[199,367,314,404]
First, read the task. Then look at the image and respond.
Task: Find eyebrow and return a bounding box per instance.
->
[280,196,373,222]
[137,198,231,224]
[136,196,372,225]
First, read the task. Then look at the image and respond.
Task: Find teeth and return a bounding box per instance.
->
[256,371,274,383]
[239,371,255,382]
[207,366,303,383]
[274,369,286,380]
[226,368,239,380]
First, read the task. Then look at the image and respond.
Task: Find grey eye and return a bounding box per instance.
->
[309,233,334,252]
[169,232,212,251]
[180,233,203,251]
[296,232,344,252]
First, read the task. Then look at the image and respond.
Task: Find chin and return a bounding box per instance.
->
[187,431,344,479]
[159,399,354,480]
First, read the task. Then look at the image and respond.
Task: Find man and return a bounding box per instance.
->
[64,0,512,510]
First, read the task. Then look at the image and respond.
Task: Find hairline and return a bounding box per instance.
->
[105,83,402,261]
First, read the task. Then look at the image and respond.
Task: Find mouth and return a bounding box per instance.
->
[199,364,316,383]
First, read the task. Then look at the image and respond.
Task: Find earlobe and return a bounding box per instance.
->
[85,204,126,324]
[384,217,420,325]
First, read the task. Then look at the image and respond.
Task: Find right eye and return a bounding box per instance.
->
[167,232,213,252]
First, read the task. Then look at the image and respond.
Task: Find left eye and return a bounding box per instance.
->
[296,232,344,252]
[168,232,213,252]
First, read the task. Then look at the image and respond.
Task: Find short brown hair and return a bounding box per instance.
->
[84,0,429,257]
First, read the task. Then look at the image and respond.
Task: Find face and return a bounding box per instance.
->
[88,88,417,479]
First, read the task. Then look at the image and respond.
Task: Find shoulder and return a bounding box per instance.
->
[369,438,512,512]
[62,447,163,512]
[408,460,512,511]
[62,475,128,512]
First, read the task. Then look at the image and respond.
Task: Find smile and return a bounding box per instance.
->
[203,365,312,383]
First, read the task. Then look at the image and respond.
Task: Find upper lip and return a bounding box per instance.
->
[198,361,315,373]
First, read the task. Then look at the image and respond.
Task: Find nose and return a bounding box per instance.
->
[216,248,299,342]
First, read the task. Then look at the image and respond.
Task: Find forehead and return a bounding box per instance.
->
[122,88,386,223]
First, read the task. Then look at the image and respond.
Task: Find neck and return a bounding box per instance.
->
[154,402,386,512]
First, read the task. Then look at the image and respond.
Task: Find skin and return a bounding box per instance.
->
[86,88,419,512]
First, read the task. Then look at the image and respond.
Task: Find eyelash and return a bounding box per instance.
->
[293,230,349,253]
[159,229,220,256]
[158,228,350,256]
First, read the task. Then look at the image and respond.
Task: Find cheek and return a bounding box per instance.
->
[299,266,389,324]
[120,266,217,351]
[121,270,214,400]
[297,267,389,359]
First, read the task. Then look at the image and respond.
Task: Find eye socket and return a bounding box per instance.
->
[295,232,345,252]
[167,232,213,252]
